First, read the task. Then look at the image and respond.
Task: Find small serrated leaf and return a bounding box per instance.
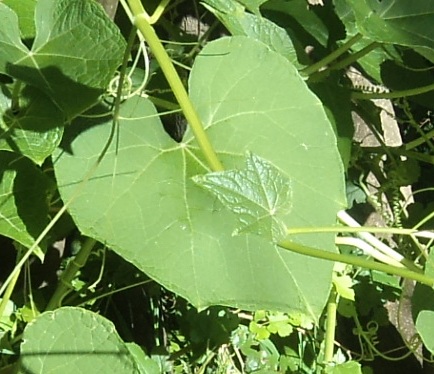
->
[249,321,270,340]
[267,320,293,337]
[193,152,292,242]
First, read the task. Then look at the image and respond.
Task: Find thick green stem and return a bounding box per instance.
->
[300,34,363,76]
[323,286,337,367]
[45,238,97,311]
[286,225,419,236]
[128,0,224,171]
[351,82,434,100]
[277,240,434,287]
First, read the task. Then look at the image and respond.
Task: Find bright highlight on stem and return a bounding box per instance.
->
[127,0,224,172]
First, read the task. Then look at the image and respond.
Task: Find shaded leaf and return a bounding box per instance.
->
[346,0,434,63]
[416,311,434,355]
[126,343,161,374]
[0,84,63,164]
[235,0,267,15]
[193,153,292,242]
[412,283,434,354]
[263,0,329,47]
[324,361,362,374]
[0,152,49,256]
[0,0,125,120]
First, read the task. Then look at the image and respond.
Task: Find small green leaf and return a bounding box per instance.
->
[267,320,293,337]
[324,361,362,374]
[425,250,434,278]
[19,307,139,373]
[254,310,267,321]
[249,321,270,340]
[194,153,292,241]
[416,311,434,355]
[126,343,161,374]
[333,273,355,301]
[0,84,63,164]
[413,283,434,355]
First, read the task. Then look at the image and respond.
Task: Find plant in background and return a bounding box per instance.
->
[0,0,433,372]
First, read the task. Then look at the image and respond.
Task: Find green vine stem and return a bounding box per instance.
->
[323,286,337,368]
[0,248,21,321]
[351,82,434,100]
[328,42,380,72]
[300,33,363,77]
[336,237,406,268]
[112,25,137,124]
[277,239,434,287]
[337,210,421,272]
[11,80,22,113]
[45,238,97,311]
[405,128,434,151]
[148,0,170,24]
[127,0,224,172]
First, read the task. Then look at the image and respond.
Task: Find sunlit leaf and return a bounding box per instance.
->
[54,36,345,320]
[203,0,298,65]
[193,153,292,241]
[18,307,139,373]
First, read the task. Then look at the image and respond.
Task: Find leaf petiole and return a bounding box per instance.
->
[277,239,434,287]
[127,0,224,171]
[300,33,363,76]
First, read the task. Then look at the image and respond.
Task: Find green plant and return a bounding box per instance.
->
[0,0,434,372]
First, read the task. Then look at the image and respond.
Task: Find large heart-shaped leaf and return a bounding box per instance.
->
[0,0,125,120]
[19,307,139,373]
[345,0,434,62]
[54,36,345,320]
